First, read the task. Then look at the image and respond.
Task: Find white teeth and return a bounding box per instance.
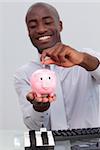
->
[39,36,50,41]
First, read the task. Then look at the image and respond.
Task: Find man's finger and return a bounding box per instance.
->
[40,42,61,62]
[26,93,33,100]
[41,58,56,65]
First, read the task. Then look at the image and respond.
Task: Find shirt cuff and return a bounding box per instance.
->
[31,108,50,122]
[90,64,100,83]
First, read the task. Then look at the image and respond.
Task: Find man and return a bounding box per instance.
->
[14,2,100,130]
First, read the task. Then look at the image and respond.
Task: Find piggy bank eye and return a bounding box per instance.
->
[40,77,43,80]
[49,77,51,80]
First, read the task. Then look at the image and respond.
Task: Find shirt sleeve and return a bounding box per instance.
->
[14,68,50,130]
[81,48,100,84]
[90,64,100,84]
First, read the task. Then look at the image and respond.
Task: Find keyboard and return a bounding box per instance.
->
[25,127,100,150]
[52,127,100,141]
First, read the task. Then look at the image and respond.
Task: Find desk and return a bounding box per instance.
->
[0,130,26,150]
[0,130,100,150]
[0,130,71,150]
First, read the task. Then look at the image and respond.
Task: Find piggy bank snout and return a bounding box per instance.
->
[42,81,51,89]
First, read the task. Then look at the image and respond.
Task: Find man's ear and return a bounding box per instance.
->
[59,20,63,32]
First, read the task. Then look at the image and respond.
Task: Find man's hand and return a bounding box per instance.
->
[26,91,56,112]
[40,42,84,67]
[40,42,99,71]
[26,91,56,103]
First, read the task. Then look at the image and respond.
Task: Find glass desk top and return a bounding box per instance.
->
[0,130,100,150]
[0,130,26,150]
[0,130,71,150]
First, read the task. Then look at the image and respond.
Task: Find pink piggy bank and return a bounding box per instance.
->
[30,69,56,97]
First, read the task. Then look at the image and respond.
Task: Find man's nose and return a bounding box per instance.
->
[37,23,47,34]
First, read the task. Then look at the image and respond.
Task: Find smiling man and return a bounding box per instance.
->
[14,2,100,130]
[25,2,62,53]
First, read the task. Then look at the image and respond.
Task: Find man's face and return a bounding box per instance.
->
[26,5,62,54]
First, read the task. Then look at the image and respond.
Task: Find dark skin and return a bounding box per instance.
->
[26,3,62,104]
[41,42,100,70]
[26,3,62,54]
[26,3,100,107]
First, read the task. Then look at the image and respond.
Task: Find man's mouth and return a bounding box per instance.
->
[38,36,51,42]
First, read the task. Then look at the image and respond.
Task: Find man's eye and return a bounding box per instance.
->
[30,25,36,29]
[45,21,52,25]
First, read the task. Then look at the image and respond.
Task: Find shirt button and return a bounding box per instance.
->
[41,116,44,118]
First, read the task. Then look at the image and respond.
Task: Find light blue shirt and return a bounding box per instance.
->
[14,49,100,130]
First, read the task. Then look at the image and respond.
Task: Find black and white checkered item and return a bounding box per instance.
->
[35,128,55,146]
[24,128,55,149]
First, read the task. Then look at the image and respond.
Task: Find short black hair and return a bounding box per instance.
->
[25,2,60,23]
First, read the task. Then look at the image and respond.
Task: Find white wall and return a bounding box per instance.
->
[0,1,100,130]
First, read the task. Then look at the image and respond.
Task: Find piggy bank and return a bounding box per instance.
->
[30,69,56,97]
